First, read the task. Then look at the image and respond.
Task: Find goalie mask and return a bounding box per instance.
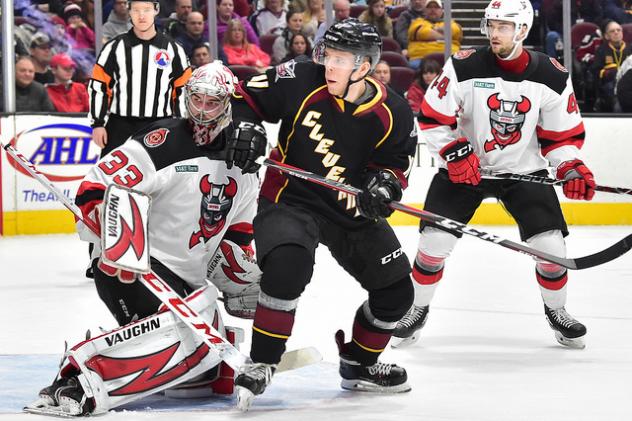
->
[185,61,238,145]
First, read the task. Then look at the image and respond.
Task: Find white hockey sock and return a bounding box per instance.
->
[539,283,567,310]
[413,282,440,307]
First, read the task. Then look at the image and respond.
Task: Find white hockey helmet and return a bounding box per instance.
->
[184,61,238,142]
[480,0,534,42]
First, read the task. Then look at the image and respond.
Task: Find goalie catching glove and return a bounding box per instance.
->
[207,239,262,319]
[356,170,403,219]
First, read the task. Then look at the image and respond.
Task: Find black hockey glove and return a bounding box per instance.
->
[226,121,267,174]
[356,170,402,219]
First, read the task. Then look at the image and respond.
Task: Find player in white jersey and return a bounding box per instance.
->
[392,0,597,350]
[26,62,268,416]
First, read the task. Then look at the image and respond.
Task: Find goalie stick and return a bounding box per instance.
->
[480,169,632,196]
[257,157,632,270]
[2,142,322,375]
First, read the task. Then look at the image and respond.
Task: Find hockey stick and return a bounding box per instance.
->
[480,169,632,196]
[2,142,321,373]
[258,157,632,270]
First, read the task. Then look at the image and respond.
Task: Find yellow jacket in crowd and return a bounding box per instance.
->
[407,17,462,60]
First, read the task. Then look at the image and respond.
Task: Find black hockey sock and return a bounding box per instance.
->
[250,245,313,364]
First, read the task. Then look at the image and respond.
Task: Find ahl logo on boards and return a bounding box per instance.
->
[7,123,100,182]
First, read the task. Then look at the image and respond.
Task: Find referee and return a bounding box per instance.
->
[88,0,192,156]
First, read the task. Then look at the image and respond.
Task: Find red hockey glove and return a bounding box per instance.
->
[556,159,596,201]
[97,258,137,283]
[439,138,481,185]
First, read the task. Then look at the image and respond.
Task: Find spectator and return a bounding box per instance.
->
[176,11,207,57]
[281,32,312,62]
[407,0,462,69]
[223,18,271,71]
[542,0,603,59]
[64,3,96,50]
[405,58,440,113]
[191,43,211,68]
[394,0,425,55]
[15,56,55,112]
[302,0,325,39]
[191,42,228,67]
[604,0,632,24]
[314,0,350,42]
[163,0,193,39]
[29,33,54,84]
[254,0,287,36]
[272,9,304,64]
[217,0,260,46]
[359,0,393,37]
[591,20,632,111]
[102,0,132,43]
[372,60,405,96]
[616,54,632,111]
[372,60,391,84]
[46,53,89,112]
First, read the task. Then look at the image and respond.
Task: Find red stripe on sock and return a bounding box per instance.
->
[412,265,443,285]
[536,271,568,291]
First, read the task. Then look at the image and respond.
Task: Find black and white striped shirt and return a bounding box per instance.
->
[88,29,191,128]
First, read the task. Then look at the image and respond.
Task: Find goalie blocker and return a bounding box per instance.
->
[26,286,243,416]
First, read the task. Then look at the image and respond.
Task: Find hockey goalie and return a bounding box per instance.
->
[25,61,268,416]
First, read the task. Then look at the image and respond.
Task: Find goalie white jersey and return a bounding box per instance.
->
[419,47,586,173]
[76,118,259,288]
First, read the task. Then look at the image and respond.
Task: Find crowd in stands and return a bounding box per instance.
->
[4,0,632,113]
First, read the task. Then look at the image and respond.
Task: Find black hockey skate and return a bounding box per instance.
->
[24,376,94,417]
[234,362,276,411]
[336,330,411,393]
[544,304,587,349]
[391,305,429,348]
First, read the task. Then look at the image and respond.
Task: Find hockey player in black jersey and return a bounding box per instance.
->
[26,62,268,416]
[392,0,596,350]
[226,19,418,410]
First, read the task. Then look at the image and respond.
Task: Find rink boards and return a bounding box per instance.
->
[1,114,631,235]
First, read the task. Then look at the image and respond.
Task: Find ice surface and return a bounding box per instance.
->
[1,226,632,420]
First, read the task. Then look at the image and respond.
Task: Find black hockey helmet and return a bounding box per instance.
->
[313,18,382,72]
[127,0,160,12]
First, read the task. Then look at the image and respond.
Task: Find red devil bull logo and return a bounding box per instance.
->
[6,123,99,181]
[189,176,237,248]
[484,93,531,153]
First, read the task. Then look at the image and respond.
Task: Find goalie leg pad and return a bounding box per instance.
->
[36,286,226,414]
